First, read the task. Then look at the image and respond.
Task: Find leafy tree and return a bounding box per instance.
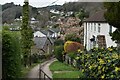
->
[21,0,33,67]
[54,39,64,46]
[104,2,120,49]
[2,29,22,79]
[65,33,81,43]
[75,9,89,26]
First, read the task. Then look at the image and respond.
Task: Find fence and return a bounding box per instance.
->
[39,68,52,80]
[63,54,81,69]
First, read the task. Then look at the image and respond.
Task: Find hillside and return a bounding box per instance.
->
[2,2,38,23]
[2,2,104,24]
[62,2,104,15]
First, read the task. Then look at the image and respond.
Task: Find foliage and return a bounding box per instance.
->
[72,47,120,78]
[21,1,33,66]
[54,46,64,62]
[2,30,22,79]
[3,26,9,31]
[75,9,89,21]
[64,41,84,53]
[31,53,40,63]
[54,39,64,46]
[104,2,120,30]
[65,33,81,43]
[68,52,77,59]
[104,2,120,47]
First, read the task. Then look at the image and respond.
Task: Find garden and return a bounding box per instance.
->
[66,47,120,79]
[54,40,120,79]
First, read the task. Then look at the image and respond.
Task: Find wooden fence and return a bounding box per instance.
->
[63,54,81,69]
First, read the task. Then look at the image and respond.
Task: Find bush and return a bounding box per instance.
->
[54,39,64,46]
[31,53,39,63]
[64,41,84,53]
[54,46,64,62]
[2,30,22,79]
[65,33,81,43]
[75,47,120,79]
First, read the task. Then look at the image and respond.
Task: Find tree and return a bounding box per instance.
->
[2,29,22,79]
[65,33,81,43]
[75,9,89,26]
[104,2,120,49]
[21,0,33,67]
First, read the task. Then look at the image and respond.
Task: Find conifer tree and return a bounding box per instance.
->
[21,0,33,67]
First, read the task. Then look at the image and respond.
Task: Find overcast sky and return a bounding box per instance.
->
[0,0,119,8]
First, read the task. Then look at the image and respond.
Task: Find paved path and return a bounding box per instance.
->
[26,58,57,79]
[41,58,57,78]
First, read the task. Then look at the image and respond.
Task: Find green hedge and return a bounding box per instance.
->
[54,46,64,62]
[2,30,22,79]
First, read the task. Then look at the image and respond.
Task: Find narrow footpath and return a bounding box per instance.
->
[26,58,57,79]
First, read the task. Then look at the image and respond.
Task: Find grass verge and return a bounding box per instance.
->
[49,61,85,79]
[49,61,78,72]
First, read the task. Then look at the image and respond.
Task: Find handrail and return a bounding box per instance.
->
[39,68,52,80]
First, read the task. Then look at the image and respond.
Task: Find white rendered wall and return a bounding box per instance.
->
[34,31,46,37]
[84,22,117,51]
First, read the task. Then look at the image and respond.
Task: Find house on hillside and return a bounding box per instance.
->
[32,37,54,55]
[33,31,46,37]
[83,10,117,51]
[48,28,61,39]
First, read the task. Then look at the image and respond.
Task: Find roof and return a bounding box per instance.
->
[33,37,54,49]
[48,28,60,33]
[33,37,47,49]
[84,10,106,22]
[40,30,49,35]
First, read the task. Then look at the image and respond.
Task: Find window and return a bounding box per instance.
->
[94,23,96,31]
[98,27,100,33]
[109,25,112,33]
[98,23,100,33]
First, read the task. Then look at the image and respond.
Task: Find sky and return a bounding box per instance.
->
[0,0,119,7]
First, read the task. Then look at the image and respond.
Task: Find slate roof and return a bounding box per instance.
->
[48,28,60,33]
[40,30,49,35]
[33,37,54,50]
[84,10,106,22]
[33,37,47,49]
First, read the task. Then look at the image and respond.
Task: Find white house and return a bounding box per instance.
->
[83,10,117,51]
[48,28,60,39]
[33,31,46,37]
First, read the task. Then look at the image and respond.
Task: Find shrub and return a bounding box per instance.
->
[2,30,22,79]
[64,41,84,53]
[54,39,64,46]
[31,53,39,63]
[54,45,64,62]
[76,47,120,79]
[65,33,81,43]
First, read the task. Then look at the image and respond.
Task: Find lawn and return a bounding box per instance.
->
[53,71,84,79]
[49,61,78,72]
[49,61,85,79]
